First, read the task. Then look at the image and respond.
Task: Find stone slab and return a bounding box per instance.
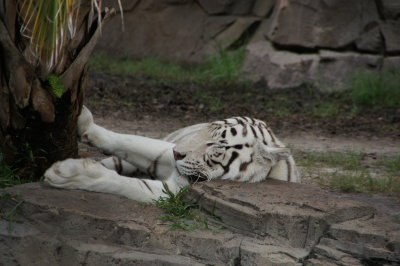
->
[190,179,375,248]
[1,182,399,265]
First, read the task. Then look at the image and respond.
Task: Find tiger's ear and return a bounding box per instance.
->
[260,146,291,163]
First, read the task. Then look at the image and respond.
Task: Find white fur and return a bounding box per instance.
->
[45,107,300,202]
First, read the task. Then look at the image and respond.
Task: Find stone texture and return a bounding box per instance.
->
[94,0,400,91]
[213,17,261,49]
[313,50,383,90]
[190,180,376,248]
[383,56,400,70]
[96,1,235,62]
[90,0,400,92]
[196,0,232,15]
[243,41,319,89]
[2,181,399,265]
[379,0,400,20]
[102,0,140,11]
[243,41,385,90]
[252,0,275,17]
[196,0,255,15]
[381,21,400,53]
[267,0,379,49]
[356,25,384,53]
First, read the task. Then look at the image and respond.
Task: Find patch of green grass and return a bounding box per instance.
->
[311,102,341,117]
[348,69,400,110]
[380,155,400,175]
[153,184,222,231]
[297,151,365,171]
[274,107,290,118]
[0,161,22,188]
[89,49,245,86]
[325,172,400,196]
[297,150,400,196]
[195,91,224,113]
[198,48,245,85]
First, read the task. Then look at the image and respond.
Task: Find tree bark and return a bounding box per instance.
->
[0,1,116,179]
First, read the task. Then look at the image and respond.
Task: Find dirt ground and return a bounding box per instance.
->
[84,72,400,217]
[86,72,400,153]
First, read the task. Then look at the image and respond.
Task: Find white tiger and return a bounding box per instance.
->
[44,106,300,202]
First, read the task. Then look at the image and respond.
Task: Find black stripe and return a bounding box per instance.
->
[250,125,258,138]
[286,159,292,182]
[239,153,253,172]
[234,117,243,125]
[230,127,237,136]
[149,149,170,179]
[259,126,269,145]
[140,179,153,193]
[221,130,226,138]
[211,151,239,174]
[242,124,248,137]
[265,127,278,145]
[112,156,123,174]
[240,116,250,123]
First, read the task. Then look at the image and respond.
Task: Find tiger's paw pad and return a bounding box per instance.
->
[44,158,97,189]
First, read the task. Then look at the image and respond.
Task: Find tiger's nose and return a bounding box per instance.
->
[173,150,186,160]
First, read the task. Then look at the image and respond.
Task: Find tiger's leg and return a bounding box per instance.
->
[44,158,188,202]
[78,106,175,180]
[100,156,138,176]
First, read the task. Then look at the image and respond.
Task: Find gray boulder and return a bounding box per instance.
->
[243,41,385,90]
[196,0,255,15]
[379,0,400,20]
[381,21,400,53]
[267,0,379,49]
[243,41,318,89]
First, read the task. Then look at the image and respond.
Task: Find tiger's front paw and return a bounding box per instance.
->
[44,158,101,189]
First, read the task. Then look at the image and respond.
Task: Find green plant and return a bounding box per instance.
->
[348,70,400,110]
[297,151,365,171]
[324,172,400,196]
[0,144,39,188]
[153,184,222,231]
[311,102,340,117]
[0,161,22,188]
[297,150,400,196]
[195,91,224,113]
[0,192,24,232]
[199,48,245,86]
[48,74,64,98]
[380,155,400,175]
[89,48,246,86]
[18,0,122,68]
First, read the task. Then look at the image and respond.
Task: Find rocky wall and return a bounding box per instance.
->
[97,0,400,90]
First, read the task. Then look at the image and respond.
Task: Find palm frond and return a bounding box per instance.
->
[17,0,122,71]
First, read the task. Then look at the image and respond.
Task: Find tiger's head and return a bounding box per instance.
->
[172,117,294,183]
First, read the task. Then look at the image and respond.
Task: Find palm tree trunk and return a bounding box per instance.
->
[0,1,115,179]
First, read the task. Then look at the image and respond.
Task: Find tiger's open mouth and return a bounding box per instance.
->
[175,166,208,184]
[187,173,208,183]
